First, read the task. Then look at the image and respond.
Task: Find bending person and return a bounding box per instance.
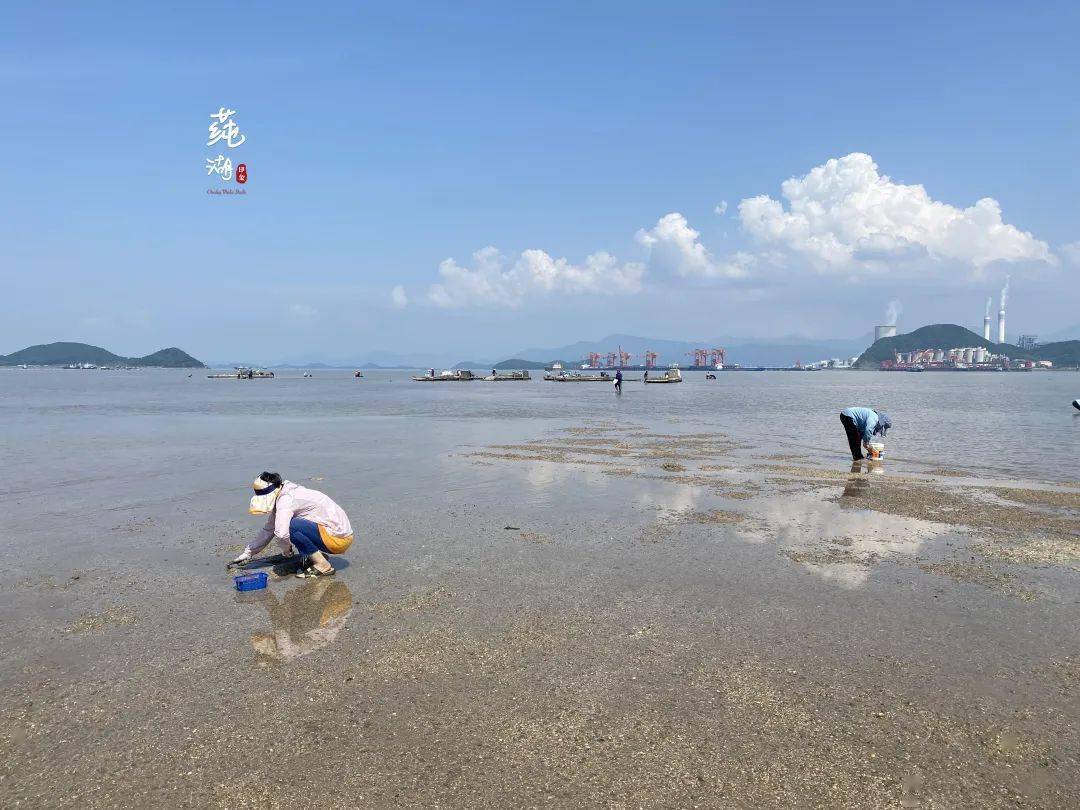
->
[839,407,892,460]
[233,471,354,578]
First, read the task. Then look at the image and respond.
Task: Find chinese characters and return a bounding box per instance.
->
[207,107,246,148]
[205,155,233,181]
[204,107,248,192]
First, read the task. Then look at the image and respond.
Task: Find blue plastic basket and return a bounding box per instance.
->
[234,572,268,591]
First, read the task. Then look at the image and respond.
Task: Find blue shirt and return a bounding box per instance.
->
[841,407,879,443]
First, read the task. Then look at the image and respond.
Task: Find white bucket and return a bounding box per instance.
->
[868,441,885,459]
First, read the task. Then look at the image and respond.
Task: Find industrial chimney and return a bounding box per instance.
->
[983,315,991,341]
[997,276,1010,345]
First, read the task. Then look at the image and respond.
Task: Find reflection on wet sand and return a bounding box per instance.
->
[841,459,883,497]
[251,579,354,662]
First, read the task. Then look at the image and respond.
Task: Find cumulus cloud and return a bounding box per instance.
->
[1061,241,1080,267]
[427,246,644,308]
[635,213,754,279]
[390,285,408,309]
[736,152,1053,275]
[417,153,1054,307]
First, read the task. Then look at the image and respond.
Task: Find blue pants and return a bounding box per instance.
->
[289,518,331,556]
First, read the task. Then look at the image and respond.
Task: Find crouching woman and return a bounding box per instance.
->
[234,472,353,578]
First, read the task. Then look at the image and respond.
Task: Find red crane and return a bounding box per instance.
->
[586,352,602,369]
[644,351,658,368]
[605,351,617,368]
[709,348,726,368]
[618,349,632,367]
[687,349,709,367]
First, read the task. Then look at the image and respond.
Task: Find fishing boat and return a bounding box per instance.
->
[484,370,531,381]
[644,365,683,384]
[354,371,363,378]
[208,367,275,379]
[412,369,479,381]
[546,370,612,382]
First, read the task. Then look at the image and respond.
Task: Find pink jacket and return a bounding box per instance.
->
[247,481,353,555]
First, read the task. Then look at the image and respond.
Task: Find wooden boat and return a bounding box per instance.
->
[484,370,531,381]
[644,366,683,384]
[412,369,479,381]
[208,367,274,379]
[546,371,612,382]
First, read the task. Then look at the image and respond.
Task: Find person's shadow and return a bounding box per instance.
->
[250,578,354,662]
[234,552,350,577]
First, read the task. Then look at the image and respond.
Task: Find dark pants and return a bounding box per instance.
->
[289,517,331,556]
[840,413,864,460]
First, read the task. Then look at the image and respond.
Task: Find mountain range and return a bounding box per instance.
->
[495,333,873,368]
[1,342,205,368]
[208,333,875,369]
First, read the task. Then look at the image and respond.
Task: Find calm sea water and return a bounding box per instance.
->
[4,368,1080,496]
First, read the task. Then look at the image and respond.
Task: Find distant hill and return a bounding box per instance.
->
[505,332,870,368]
[492,358,562,370]
[0,342,205,368]
[853,324,1080,368]
[1032,340,1080,367]
[855,325,1028,367]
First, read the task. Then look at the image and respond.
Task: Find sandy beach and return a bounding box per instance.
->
[2,372,1078,808]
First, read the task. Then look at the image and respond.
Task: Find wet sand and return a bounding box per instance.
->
[2,413,1079,807]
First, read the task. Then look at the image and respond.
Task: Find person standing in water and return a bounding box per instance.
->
[232,472,354,578]
[614,368,623,393]
[839,407,892,460]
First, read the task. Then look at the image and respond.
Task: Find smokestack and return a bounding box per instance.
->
[997,277,1010,345]
[983,315,991,341]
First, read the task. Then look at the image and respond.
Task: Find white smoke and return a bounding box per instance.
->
[985,296,992,318]
[999,275,1011,311]
[885,299,902,326]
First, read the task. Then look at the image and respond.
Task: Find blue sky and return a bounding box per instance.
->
[3,1,1078,363]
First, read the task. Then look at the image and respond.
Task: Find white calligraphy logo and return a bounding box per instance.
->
[207,107,246,148]
[206,155,233,181]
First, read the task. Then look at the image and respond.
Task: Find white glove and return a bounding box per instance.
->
[230,550,253,566]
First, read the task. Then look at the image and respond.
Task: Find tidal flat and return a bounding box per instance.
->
[1,370,1078,807]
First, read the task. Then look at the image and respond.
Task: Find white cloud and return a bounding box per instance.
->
[427,246,644,308]
[418,153,1055,307]
[1061,241,1080,268]
[736,152,1053,276]
[390,285,408,309]
[636,213,753,279]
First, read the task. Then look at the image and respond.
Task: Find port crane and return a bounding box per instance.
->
[643,351,658,368]
[687,349,710,367]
